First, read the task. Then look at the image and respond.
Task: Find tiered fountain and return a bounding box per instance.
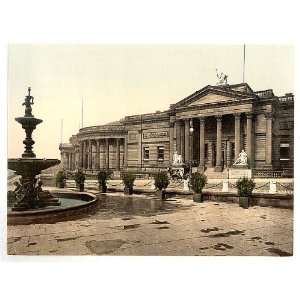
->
[8,87,61,211]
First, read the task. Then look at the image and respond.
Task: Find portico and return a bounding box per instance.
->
[173,111,253,172]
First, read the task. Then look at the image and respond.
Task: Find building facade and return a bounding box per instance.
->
[60,83,294,177]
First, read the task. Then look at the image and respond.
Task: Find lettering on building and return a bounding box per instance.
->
[143,131,169,139]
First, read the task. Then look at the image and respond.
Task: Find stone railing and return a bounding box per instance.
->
[255,89,274,98]
[252,169,292,178]
[278,95,294,102]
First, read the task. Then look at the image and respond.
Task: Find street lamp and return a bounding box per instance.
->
[189,119,194,178]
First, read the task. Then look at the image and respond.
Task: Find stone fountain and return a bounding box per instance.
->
[8,87,61,211]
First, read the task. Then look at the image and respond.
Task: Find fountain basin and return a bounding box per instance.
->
[8,158,60,176]
[7,191,98,225]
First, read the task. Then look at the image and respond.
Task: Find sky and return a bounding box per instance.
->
[7,44,294,159]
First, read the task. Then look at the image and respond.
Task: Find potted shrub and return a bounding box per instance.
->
[122,172,136,195]
[56,170,66,188]
[190,172,207,202]
[74,170,85,192]
[97,169,112,193]
[236,177,255,208]
[154,171,170,200]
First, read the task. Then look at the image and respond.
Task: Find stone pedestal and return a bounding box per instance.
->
[222,180,229,192]
[229,168,252,179]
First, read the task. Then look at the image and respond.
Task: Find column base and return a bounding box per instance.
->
[214,166,223,172]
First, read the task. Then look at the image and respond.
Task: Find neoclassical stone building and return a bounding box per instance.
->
[60,82,294,178]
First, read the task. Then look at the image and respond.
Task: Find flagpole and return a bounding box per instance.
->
[243,44,246,83]
[81,97,84,128]
[60,119,63,144]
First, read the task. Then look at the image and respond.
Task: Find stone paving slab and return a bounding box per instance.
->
[7,196,293,256]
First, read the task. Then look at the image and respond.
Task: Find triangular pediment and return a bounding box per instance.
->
[186,92,237,106]
[171,83,256,109]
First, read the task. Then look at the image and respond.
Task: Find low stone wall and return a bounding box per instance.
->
[202,191,293,209]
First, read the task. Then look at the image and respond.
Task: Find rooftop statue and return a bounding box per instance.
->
[216,68,228,85]
[233,149,248,166]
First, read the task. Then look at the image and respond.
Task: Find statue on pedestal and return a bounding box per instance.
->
[233,149,248,167]
[172,151,183,166]
[216,69,228,85]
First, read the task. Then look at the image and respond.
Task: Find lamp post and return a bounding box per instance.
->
[189,119,194,178]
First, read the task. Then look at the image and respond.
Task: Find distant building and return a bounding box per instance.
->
[60,83,294,178]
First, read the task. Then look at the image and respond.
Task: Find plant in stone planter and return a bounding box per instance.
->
[236,177,255,209]
[154,171,170,200]
[190,172,207,202]
[74,170,85,192]
[97,169,112,193]
[122,172,136,195]
[56,170,66,188]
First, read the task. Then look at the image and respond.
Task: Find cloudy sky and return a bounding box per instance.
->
[7,44,294,159]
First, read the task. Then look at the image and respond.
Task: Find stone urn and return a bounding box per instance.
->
[193,193,203,203]
[156,189,166,200]
[79,183,84,192]
[99,184,107,193]
[124,186,133,195]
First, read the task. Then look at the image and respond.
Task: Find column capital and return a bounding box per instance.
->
[234,113,241,119]
[215,115,222,122]
[264,112,273,119]
[246,112,253,119]
[199,116,206,124]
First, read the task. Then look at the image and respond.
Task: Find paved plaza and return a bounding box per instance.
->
[7,192,293,256]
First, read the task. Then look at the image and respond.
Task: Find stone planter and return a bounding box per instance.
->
[99,184,107,193]
[79,183,84,192]
[124,186,133,195]
[239,196,250,209]
[193,193,203,203]
[156,190,166,200]
[57,181,65,188]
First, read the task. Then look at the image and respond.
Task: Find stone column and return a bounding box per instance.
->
[175,120,181,155]
[78,143,82,169]
[226,141,232,168]
[215,115,223,172]
[180,122,185,159]
[69,153,72,170]
[82,141,86,169]
[246,113,253,167]
[124,136,128,168]
[207,142,213,167]
[116,138,120,171]
[95,139,100,170]
[199,117,205,172]
[234,113,241,161]
[169,121,174,165]
[88,140,92,170]
[184,119,190,163]
[105,138,109,169]
[265,112,273,167]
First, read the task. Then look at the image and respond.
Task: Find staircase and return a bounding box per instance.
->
[204,168,229,179]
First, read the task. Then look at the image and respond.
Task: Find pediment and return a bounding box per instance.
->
[186,92,236,106]
[171,84,256,109]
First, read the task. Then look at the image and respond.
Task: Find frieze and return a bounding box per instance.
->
[143,131,169,139]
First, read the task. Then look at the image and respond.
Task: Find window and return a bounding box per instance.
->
[280,143,290,160]
[157,146,164,161]
[143,146,149,160]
